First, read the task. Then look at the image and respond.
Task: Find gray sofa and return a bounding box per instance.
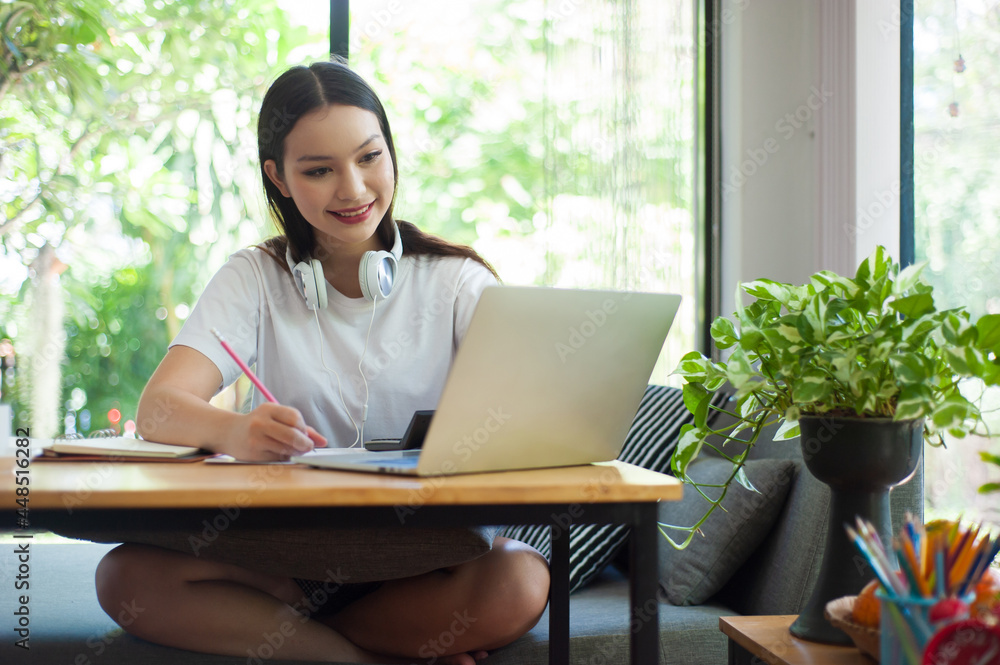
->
[1,391,923,665]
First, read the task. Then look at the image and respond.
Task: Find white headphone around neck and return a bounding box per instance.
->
[285,222,403,309]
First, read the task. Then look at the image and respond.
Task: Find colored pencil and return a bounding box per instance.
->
[211,328,278,404]
[849,517,998,602]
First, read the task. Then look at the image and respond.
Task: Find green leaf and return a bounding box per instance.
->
[856,245,891,287]
[710,317,739,349]
[942,311,976,346]
[739,324,764,351]
[724,346,756,389]
[735,466,757,492]
[890,293,935,318]
[895,384,932,420]
[732,281,746,322]
[889,353,929,384]
[762,325,797,352]
[870,246,892,282]
[979,451,1000,466]
[977,483,1000,494]
[795,311,817,345]
[773,419,800,441]
[743,279,793,305]
[670,424,705,477]
[975,314,1000,351]
[977,358,1000,386]
[803,297,829,342]
[943,347,974,377]
[930,396,973,431]
[892,262,928,296]
[810,270,859,297]
[682,382,711,428]
[673,351,710,382]
[775,323,803,344]
[792,370,832,404]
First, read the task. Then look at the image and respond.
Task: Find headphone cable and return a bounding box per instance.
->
[355,291,378,447]
[312,291,379,448]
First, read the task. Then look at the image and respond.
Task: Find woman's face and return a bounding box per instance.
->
[264,104,395,255]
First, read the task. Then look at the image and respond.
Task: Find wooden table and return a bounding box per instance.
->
[6,456,681,665]
[720,616,874,665]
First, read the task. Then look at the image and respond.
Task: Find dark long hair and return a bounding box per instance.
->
[256,58,498,280]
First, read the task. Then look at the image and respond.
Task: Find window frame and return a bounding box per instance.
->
[900,0,914,267]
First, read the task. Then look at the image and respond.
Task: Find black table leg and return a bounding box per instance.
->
[728,639,754,665]
[549,522,571,665]
[629,502,660,665]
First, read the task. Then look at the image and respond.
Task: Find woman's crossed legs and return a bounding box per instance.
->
[95,537,549,664]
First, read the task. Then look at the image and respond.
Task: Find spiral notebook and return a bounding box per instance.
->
[37,431,209,462]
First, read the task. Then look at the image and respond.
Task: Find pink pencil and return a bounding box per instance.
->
[211,328,278,403]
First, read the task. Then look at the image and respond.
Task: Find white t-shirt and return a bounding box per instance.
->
[170,246,498,446]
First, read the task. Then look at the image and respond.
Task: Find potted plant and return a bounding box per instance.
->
[669,246,1000,643]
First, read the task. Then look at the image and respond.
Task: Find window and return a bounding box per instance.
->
[346,0,705,383]
[913,0,1000,524]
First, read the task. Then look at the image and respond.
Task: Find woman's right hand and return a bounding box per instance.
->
[137,346,328,460]
[225,403,328,461]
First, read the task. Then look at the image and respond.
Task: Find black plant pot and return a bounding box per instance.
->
[788,416,923,644]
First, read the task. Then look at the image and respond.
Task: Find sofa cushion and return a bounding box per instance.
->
[657,456,796,605]
[499,385,729,593]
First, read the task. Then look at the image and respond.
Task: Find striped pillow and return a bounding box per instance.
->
[499,384,728,593]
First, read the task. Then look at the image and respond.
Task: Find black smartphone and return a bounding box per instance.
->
[363,410,435,451]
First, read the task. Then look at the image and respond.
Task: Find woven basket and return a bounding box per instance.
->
[825,595,881,661]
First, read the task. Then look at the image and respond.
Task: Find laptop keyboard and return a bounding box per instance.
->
[359,454,420,469]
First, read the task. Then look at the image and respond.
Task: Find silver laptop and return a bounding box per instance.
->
[293,286,680,476]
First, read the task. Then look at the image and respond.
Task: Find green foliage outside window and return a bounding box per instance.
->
[1,0,316,434]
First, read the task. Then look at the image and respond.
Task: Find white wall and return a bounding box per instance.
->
[720,0,901,317]
[721,0,819,317]
[852,0,902,264]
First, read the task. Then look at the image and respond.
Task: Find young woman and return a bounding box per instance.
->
[95,59,550,664]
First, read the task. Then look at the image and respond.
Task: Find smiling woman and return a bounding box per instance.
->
[86,58,548,665]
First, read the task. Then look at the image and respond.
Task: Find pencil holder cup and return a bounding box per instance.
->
[876,590,973,665]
